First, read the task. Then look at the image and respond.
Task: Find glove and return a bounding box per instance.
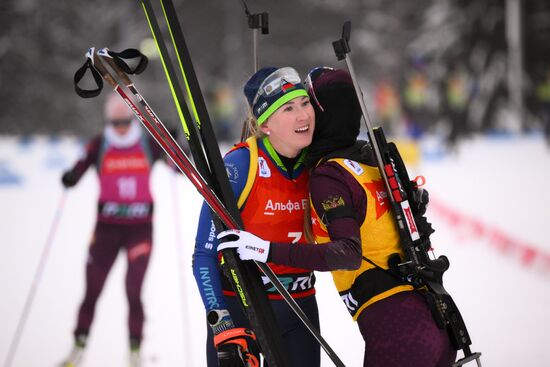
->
[61,170,78,188]
[408,177,432,236]
[217,230,270,263]
[414,213,435,237]
[214,328,260,367]
[411,184,429,215]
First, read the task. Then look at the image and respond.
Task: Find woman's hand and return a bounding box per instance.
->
[217,230,270,263]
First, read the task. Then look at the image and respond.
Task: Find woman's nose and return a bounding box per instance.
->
[296,105,312,121]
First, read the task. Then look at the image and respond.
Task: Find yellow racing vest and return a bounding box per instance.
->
[311,158,413,320]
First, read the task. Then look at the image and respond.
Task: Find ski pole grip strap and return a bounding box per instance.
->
[73,59,103,98]
[107,48,148,75]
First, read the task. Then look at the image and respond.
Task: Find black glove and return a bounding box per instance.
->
[214,328,260,367]
[411,184,429,216]
[414,213,435,238]
[61,170,78,188]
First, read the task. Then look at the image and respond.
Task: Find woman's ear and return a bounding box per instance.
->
[260,122,270,136]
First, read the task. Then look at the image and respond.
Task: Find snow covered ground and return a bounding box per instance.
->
[1,133,549,367]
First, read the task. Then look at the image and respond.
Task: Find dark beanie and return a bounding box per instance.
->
[243,66,308,125]
[305,67,362,167]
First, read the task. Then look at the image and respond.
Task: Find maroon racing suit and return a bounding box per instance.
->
[270,159,457,367]
[67,125,164,345]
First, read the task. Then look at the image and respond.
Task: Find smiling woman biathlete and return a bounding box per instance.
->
[218,67,458,367]
[193,67,320,367]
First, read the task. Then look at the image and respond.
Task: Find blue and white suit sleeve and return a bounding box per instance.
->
[192,147,250,312]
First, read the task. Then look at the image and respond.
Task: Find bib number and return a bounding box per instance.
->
[287,231,302,244]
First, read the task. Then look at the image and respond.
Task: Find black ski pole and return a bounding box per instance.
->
[239,0,269,72]
[151,2,346,365]
[237,0,269,141]
[332,21,482,367]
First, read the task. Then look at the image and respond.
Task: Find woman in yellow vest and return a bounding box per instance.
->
[218,68,457,367]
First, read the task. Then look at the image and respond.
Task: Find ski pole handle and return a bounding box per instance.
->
[249,12,268,71]
[332,21,351,61]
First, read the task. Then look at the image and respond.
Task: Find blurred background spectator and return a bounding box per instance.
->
[533,66,550,145]
[440,60,475,147]
[0,0,549,145]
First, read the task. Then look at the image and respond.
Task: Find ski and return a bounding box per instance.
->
[138,1,289,365]
[146,1,345,365]
[332,22,482,367]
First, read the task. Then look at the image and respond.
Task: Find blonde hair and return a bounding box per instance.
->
[243,107,267,139]
[303,200,316,244]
